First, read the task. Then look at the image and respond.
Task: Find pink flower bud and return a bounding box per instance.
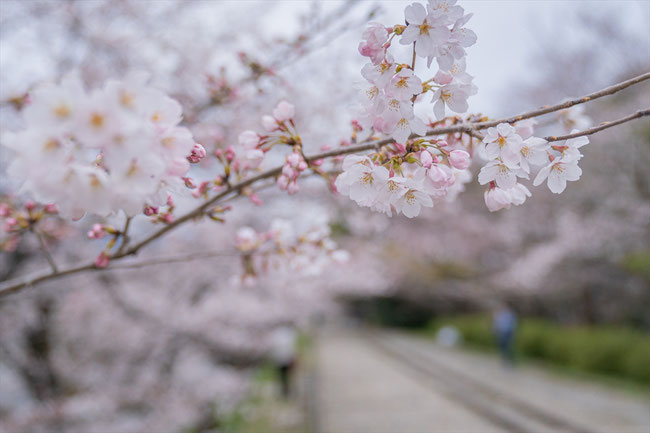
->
[187,143,207,163]
[248,193,263,206]
[182,177,197,189]
[286,153,301,167]
[287,181,299,195]
[282,164,295,179]
[420,150,433,169]
[427,164,453,189]
[238,130,260,149]
[262,115,278,132]
[449,150,471,169]
[143,205,158,216]
[273,100,295,122]
[4,218,17,231]
[277,175,289,190]
[298,161,308,171]
[393,142,407,154]
[25,201,35,211]
[95,251,110,268]
[225,146,236,162]
[44,204,58,214]
[166,194,174,207]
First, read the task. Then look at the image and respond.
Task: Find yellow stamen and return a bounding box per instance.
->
[54,104,71,119]
[43,138,60,152]
[90,113,104,129]
[405,190,416,205]
[120,91,134,108]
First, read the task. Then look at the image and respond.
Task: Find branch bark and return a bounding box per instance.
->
[544,109,649,142]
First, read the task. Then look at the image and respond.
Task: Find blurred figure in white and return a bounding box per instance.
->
[435,325,462,347]
[269,323,298,398]
[493,303,517,366]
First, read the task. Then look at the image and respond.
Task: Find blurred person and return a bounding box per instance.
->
[269,323,298,398]
[493,303,517,366]
[435,325,462,347]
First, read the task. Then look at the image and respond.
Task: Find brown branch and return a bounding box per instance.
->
[420,72,650,137]
[545,109,649,142]
[1,73,648,298]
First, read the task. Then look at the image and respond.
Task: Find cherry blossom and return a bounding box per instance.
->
[387,68,423,101]
[533,156,583,194]
[395,173,434,218]
[431,82,472,119]
[482,123,524,165]
[449,149,471,169]
[484,183,531,212]
[2,72,200,218]
[361,57,397,90]
[358,22,389,65]
[478,160,526,190]
[400,2,449,57]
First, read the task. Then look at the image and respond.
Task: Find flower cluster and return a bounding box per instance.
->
[335,141,472,218]
[0,198,60,251]
[209,101,299,192]
[478,123,588,211]
[234,219,349,283]
[357,0,477,145]
[2,72,202,219]
[277,152,308,194]
[225,100,313,197]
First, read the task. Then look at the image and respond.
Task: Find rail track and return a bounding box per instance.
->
[367,332,596,433]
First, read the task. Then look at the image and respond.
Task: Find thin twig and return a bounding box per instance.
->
[419,72,650,137]
[107,250,245,270]
[1,73,648,298]
[32,229,58,273]
[544,109,649,142]
[116,216,132,255]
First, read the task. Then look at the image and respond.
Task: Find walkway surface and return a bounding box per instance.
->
[314,328,650,433]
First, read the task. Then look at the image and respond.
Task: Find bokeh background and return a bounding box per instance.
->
[1,1,649,432]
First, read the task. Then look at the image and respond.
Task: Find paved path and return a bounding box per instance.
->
[315,329,650,433]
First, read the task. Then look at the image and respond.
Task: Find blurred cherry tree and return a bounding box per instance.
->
[1,0,648,431]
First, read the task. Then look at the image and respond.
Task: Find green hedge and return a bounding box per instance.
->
[427,315,650,384]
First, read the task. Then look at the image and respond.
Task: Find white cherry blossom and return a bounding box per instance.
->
[361,57,397,90]
[400,2,449,57]
[519,136,549,173]
[349,165,390,206]
[387,68,422,101]
[431,82,470,119]
[478,160,526,190]
[395,172,434,218]
[482,123,524,166]
[533,156,583,194]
